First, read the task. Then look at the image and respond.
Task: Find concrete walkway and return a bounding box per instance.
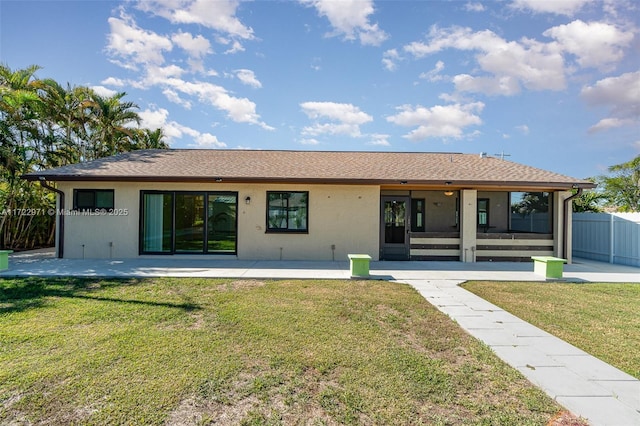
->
[2,249,639,425]
[399,278,640,426]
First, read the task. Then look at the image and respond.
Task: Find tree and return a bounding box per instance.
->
[133,127,170,150]
[572,178,605,213]
[572,190,605,213]
[511,192,549,216]
[0,63,169,250]
[86,91,140,159]
[600,156,640,212]
[0,64,54,249]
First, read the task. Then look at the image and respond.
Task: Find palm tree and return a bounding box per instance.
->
[0,64,45,182]
[1,63,170,250]
[38,81,95,166]
[133,127,170,149]
[0,64,55,249]
[86,91,140,159]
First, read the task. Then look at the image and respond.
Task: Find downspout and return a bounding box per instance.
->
[562,187,582,261]
[38,178,64,259]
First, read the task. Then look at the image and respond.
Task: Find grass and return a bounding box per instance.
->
[462,281,640,379]
[0,277,566,425]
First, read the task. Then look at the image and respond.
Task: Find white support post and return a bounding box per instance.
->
[460,189,477,263]
[610,213,614,264]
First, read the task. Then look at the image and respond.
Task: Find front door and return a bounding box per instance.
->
[380,196,410,260]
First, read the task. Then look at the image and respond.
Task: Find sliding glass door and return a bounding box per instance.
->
[207,194,237,253]
[142,193,172,252]
[175,193,205,252]
[141,191,237,254]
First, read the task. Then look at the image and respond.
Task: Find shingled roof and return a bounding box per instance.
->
[23,149,595,190]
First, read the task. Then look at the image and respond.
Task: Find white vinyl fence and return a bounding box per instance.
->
[572,212,640,267]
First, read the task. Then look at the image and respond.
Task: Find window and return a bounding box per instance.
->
[73,189,114,211]
[267,191,308,232]
[411,199,425,232]
[510,192,552,233]
[478,198,489,232]
[140,191,237,254]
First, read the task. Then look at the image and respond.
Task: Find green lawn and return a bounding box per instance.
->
[1,277,565,425]
[462,281,640,379]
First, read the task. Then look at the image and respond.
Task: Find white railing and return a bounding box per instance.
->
[572,212,640,267]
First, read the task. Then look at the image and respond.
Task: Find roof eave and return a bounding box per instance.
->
[22,173,596,190]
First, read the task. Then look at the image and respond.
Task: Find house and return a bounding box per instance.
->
[23,149,595,262]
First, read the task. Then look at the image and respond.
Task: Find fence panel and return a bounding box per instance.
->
[572,212,640,267]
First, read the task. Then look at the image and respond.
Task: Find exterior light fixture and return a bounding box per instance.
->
[245,196,251,205]
[444,181,453,196]
[215,177,223,182]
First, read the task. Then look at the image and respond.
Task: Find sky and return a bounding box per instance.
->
[1,0,639,180]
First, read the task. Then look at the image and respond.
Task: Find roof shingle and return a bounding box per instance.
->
[23,149,595,189]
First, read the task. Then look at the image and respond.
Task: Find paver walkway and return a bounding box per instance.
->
[400,279,640,426]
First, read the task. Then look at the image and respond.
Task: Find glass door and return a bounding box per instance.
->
[175,193,205,252]
[207,194,237,253]
[140,191,238,254]
[380,196,410,260]
[141,192,173,253]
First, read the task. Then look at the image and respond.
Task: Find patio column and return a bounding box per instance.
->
[554,191,572,263]
[460,189,477,262]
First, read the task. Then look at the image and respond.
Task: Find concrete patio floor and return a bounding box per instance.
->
[2,248,639,282]
[1,249,639,425]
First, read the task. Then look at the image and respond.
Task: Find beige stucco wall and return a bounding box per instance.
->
[409,190,459,231]
[56,182,380,260]
[477,191,510,232]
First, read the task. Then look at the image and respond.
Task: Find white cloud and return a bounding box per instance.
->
[300,138,320,145]
[91,85,118,97]
[105,5,271,132]
[581,71,640,133]
[135,72,272,129]
[162,88,192,109]
[301,0,388,46]
[301,101,372,123]
[106,11,172,67]
[224,39,246,55]
[404,26,566,95]
[136,0,254,40]
[235,69,262,88]
[419,60,445,82]
[101,77,126,87]
[171,31,212,58]
[144,65,185,85]
[382,49,400,71]
[138,107,227,147]
[387,102,484,141]
[588,118,636,133]
[300,101,373,137]
[543,20,634,69]
[464,2,485,12]
[368,134,390,146]
[510,0,593,16]
[453,74,521,96]
[193,133,226,148]
[516,124,530,135]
